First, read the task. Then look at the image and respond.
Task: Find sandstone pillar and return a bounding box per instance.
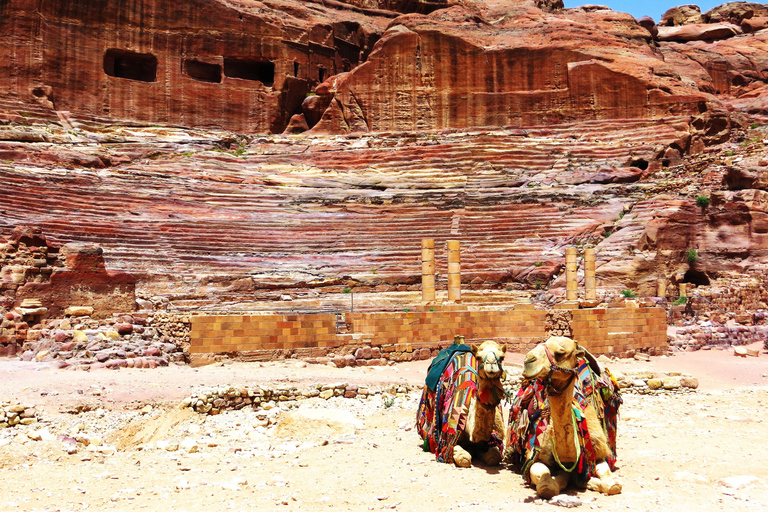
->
[584,248,596,301]
[565,247,578,301]
[421,239,435,303]
[679,282,687,298]
[657,279,666,298]
[447,240,461,302]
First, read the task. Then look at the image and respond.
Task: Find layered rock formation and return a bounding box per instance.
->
[0,0,722,134]
[1,1,768,328]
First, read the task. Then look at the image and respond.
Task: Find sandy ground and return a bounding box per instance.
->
[1,343,767,512]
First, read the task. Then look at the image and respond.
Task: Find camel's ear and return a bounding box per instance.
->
[499,344,507,355]
[471,344,479,356]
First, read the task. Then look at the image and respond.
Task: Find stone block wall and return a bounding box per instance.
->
[570,306,667,356]
[189,314,340,357]
[188,304,667,361]
[345,305,548,355]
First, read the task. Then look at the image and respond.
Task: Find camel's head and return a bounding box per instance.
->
[522,336,582,380]
[471,340,507,380]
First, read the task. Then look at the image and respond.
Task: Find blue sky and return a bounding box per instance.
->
[564,1,723,23]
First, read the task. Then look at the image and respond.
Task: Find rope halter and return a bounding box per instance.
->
[543,344,578,396]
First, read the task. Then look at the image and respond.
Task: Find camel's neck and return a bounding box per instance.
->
[469,376,501,442]
[548,375,579,463]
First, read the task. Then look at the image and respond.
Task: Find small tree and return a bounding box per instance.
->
[620,289,637,298]
[687,249,698,265]
[696,195,710,209]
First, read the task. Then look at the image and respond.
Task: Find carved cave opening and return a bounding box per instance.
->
[103,50,158,82]
[223,58,274,87]
[318,67,326,82]
[683,268,710,286]
[630,158,649,170]
[184,60,222,83]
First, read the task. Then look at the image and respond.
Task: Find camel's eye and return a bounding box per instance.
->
[554,350,566,360]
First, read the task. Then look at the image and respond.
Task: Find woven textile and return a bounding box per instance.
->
[507,357,622,485]
[416,351,502,463]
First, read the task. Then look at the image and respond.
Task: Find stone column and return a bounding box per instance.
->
[679,282,687,298]
[584,248,596,301]
[421,239,435,303]
[447,240,461,302]
[657,278,666,298]
[565,247,578,301]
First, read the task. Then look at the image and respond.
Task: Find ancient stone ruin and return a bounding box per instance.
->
[1,0,768,368]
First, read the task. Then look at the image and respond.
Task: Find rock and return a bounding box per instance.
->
[662,377,681,389]
[72,330,89,343]
[734,346,748,357]
[66,306,94,317]
[549,494,582,508]
[657,23,742,42]
[647,378,663,390]
[319,389,334,400]
[680,376,699,389]
[634,353,650,362]
[661,5,702,26]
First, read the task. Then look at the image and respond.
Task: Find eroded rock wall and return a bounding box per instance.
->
[0,0,390,133]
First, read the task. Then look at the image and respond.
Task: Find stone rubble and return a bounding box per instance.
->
[0,401,39,429]
[181,382,419,416]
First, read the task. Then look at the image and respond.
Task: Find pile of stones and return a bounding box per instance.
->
[181,382,418,416]
[612,370,699,394]
[328,346,389,368]
[18,312,185,370]
[1,402,39,428]
[668,320,768,351]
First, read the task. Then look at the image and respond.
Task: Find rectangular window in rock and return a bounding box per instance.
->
[223,58,274,87]
[184,59,222,83]
[103,49,158,82]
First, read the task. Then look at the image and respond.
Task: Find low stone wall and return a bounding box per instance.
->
[181,382,419,416]
[1,402,39,428]
[188,303,668,362]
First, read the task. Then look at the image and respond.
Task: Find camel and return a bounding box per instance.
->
[507,336,622,499]
[416,339,507,468]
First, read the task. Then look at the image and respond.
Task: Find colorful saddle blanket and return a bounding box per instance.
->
[416,351,503,463]
[507,357,622,486]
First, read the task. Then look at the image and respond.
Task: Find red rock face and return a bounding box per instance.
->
[0,0,714,133]
[1,234,136,320]
[313,5,707,132]
[0,0,390,133]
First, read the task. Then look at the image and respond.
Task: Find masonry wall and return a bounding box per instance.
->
[189,314,340,357]
[188,304,667,360]
[345,305,548,355]
[570,306,667,355]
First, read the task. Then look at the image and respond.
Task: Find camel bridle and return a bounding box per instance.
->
[543,344,578,396]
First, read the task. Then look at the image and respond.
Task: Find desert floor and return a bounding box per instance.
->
[1,343,767,512]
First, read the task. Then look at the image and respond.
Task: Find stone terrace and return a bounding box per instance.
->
[0,112,692,308]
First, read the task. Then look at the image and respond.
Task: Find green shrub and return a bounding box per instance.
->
[534,261,543,267]
[696,195,710,209]
[342,287,352,294]
[687,249,698,264]
[620,289,637,298]
[672,296,687,306]
[534,281,542,290]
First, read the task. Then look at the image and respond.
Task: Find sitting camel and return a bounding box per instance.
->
[506,336,622,499]
[416,339,507,467]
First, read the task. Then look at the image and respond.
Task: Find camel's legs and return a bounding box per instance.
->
[480,445,502,466]
[452,446,472,468]
[530,462,569,499]
[592,461,622,495]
